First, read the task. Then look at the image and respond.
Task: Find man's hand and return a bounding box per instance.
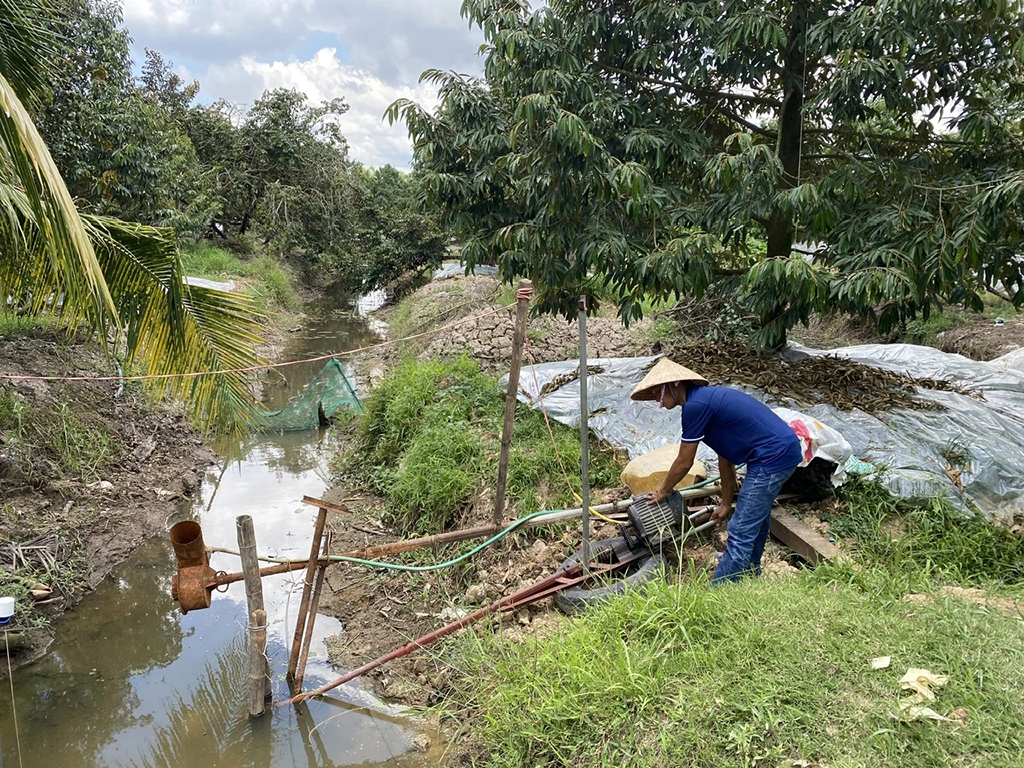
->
[644,487,670,503]
[710,502,733,527]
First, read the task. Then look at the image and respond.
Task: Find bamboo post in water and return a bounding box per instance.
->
[494,279,533,525]
[287,506,328,684]
[578,295,592,566]
[294,531,332,691]
[249,609,268,717]
[237,515,271,709]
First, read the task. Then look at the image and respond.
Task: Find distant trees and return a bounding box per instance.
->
[0,0,263,428]
[391,0,1024,347]
[34,0,446,291]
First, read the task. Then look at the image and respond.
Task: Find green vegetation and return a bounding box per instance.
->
[394,0,1024,347]
[180,245,302,311]
[336,357,621,535]
[0,1,265,429]
[0,311,56,336]
[445,480,1024,767]
[0,386,121,482]
[450,575,1024,768]
[824,480,1024,591]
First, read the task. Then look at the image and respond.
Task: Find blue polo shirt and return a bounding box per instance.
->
[681,385,802,473]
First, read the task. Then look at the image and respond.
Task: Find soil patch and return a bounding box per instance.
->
[358,274,652,388]
[938,316,1024,361]
[1,327,212,669]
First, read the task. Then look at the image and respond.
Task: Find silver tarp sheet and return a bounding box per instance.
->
[505,344,1024,524]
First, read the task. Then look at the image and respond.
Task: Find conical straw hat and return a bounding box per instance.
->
[630,358,708,401]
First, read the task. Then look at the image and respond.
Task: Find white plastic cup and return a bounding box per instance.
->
[0,595,15,623]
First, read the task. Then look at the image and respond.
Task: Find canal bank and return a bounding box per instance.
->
[0,288,443,768]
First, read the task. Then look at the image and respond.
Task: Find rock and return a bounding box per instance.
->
[413,658,428,674]
[763,561,799,579]
[439,606,469,622]
[86,480,114,493]
[528,540,550,564]
[412,733,432,752]
[179,471,199,495]
[464,584,487,604]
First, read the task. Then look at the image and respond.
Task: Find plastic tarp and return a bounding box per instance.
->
[184,276,236,292]
[432,262,499,280]
[506,346,1024,524]
[263,359,363,432]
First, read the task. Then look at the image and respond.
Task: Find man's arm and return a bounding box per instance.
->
[648,441,699,502]
[711,456,736,525]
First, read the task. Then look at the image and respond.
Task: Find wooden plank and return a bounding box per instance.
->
[287,506,328,684]
[769,509,846,566]
[301,496,352,515]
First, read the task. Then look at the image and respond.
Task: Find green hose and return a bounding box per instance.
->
[252,475,726,573]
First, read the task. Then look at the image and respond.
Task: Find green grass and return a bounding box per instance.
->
[903,312,961,346]
[180,244,302,311]
[0,310,56,336]
[335,356,622,535]
[448,574,1024,768]
[439,478,1024,767]
[902,296,1020,347]
[0,386,121,482]
[822,480,1024,594]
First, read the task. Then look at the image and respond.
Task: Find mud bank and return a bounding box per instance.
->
[0,327,212,666]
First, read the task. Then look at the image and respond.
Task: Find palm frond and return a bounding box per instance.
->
[0,0,60,102]
[0,70,116,328]
[85,216,266,431]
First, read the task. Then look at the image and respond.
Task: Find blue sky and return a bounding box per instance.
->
[122,0,486,167]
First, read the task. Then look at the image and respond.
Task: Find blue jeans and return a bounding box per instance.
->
[712,464,797,584]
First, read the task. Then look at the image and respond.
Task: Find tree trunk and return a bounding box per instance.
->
[767,0,809,260]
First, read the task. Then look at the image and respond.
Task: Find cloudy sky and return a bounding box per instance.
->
[121,0,487,168]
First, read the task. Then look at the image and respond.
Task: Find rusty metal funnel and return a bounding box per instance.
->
[169,520,216,613]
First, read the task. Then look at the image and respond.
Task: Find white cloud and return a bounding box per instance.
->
[203,48,440,168]
[120,0,484,167]
[121,0,483,83]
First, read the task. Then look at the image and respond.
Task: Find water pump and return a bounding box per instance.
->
[624,491,691,551]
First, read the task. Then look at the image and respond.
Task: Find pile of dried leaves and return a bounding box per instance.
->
[661,340,963,412]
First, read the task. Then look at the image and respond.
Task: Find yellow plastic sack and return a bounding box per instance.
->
[620,445,707,495]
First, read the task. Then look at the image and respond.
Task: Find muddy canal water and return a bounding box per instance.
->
[0,291,443,767]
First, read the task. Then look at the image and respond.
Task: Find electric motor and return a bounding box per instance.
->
[627,491,687,550]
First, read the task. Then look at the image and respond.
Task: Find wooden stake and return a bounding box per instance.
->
[494,279,532,525]
[294,531,331,691]
[236,515,271,700]
[578,295,592,566]
[249,609,268,717]
[287,506,328,683]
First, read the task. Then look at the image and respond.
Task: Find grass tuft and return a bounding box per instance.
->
[180,244,302,311]
[823,479,1024,592]
[0,386,121,482]
[336,356,621,535]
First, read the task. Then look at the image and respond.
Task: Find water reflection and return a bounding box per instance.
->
[0,292,441,768]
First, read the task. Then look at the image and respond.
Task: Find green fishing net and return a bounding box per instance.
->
[262,359,363,431]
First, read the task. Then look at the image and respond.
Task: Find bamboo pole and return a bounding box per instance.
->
[494,279,532,525]
[294,531,331,691]
[249,609,268,717]
[237,515,271,710]
[287,506,328,684]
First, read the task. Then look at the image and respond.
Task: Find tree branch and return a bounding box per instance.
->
[804,127,972,147]
[716,107,777,138]
[600,64,783,109]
